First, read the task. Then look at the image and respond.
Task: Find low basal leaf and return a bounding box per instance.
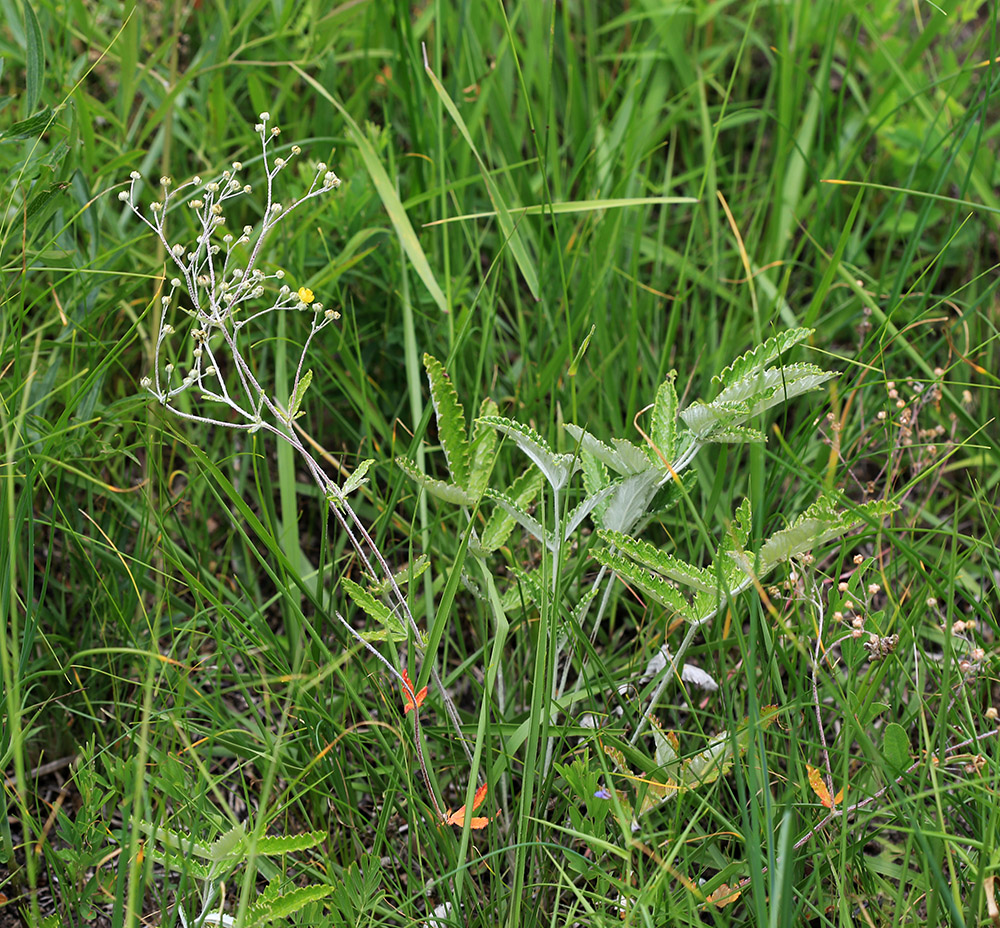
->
[479,466,542,553]
[591,547,696,621]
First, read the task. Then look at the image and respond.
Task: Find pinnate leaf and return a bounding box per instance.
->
[679,401,765,441]
[137,821,211,859]
[580,448,609,497]
[712,327,814,389]
[714,362,832,409]
[504,562,547,612]
[246,882,336,927]
[650,371,679,463]
[610,437,652,474]
[597,470,666,533]
[366,554,430,597]
[341,458,373,496]
[468,397,499,498]
[255,830,327,855]
[565,423,651,476]
[424,354,470,487]
[598,529,716,593]
[342,577,407,643]
[209,822,248,863]
[479,466,542,553]
[395,455,474,506]
[591,547,696,621]
[480,415,576,490]
[563,483,618,539]
[484,485,552,549]
[754,496,898,573]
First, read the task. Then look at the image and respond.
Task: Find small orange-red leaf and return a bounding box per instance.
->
[806,763,834,808]
[706,883,741,908]
[401,668,428,714]
[446,783,495,829]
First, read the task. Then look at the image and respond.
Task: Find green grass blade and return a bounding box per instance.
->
[292,65,450,315]
[423,49,540,300]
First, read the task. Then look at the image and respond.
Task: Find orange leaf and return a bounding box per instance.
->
[706,883,741,908]
[401,669,427,714]
[446,782,495,829]
[806,763,834,808]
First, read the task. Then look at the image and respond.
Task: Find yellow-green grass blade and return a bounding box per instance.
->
[423,195,698,226]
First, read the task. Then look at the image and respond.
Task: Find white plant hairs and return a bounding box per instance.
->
[122,115,462,820]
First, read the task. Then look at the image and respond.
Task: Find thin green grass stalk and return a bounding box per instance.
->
[508,558,551,928]
[274,312,307,660]
[0,346,40,923]
[397,190,438,703]
[121,605,162,928]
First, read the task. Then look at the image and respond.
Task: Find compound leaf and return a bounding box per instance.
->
[341,458,373,496]
[591,547,696,621]
[342,577,407,643]
[246,883,336,927]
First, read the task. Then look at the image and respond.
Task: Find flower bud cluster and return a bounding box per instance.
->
[829,553,893,648]
[119,117,344,431]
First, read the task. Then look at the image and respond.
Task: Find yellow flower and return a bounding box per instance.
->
[297,287,314,304]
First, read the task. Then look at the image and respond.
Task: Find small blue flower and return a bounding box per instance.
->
[594,788,612,800]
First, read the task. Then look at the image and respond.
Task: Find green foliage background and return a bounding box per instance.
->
[1,1,999,926]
